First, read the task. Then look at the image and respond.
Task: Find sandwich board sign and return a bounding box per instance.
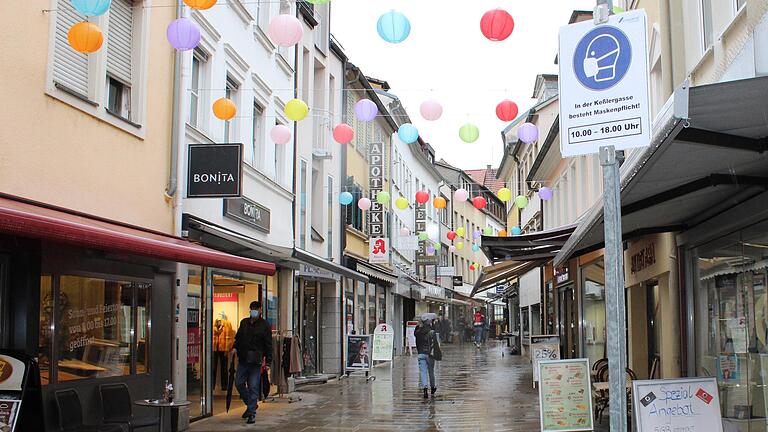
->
[632,377,723,432]
[558,10,651,157]
[530,335,560,384]
[372,323,394,362]
[538,359,594,431]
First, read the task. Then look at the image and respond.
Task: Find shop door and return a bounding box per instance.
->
[647,281,661,378]
[302,282,319,376]
[558,286,578,359]
[186,267,208,420]
[402,298,416,338]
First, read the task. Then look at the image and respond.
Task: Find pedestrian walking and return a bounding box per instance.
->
[232,301,273,424]
[473,310,484,348]
[457,315,468,345]
[415,314,440,399]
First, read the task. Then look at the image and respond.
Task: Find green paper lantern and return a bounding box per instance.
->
[459,123,480,143]
[418,232,429,241]
[376,191,390,205]
[514,195,529,209]
[483,227,493,236]
[307,0,330,4]
[434,243,441,250]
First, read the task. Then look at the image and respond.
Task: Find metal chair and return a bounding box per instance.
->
[100,383,160,432]
[54,389,124,432]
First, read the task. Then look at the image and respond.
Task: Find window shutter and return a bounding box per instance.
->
[53,0,89,95]
[107,0,133,84]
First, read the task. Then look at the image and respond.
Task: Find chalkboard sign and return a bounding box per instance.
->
[632,377,723,432]
[538,359,594,431]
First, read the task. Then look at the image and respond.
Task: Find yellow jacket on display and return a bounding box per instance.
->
[214,319,235,352]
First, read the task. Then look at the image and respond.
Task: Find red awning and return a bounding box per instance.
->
[0,195,276,275]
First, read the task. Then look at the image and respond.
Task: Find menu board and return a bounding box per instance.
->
[538,359,594,431]
[632,377,723,432]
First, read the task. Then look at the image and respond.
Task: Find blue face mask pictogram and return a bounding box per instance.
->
[573,25,632,91]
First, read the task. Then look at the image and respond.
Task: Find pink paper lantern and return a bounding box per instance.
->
[270,124,291,144]
[358,197,372,211]
[449,245,457,253]
[518,122,539,144]
[400,227,410,236]
[539,187,553,201]
[496,100,519,122]
[480,8,515,42]
[420,99,443,121]
[333,123,354,144]
[454,188,469,202]
[268,14,303,47]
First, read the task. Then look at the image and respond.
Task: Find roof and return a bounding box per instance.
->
[465,166,505,193]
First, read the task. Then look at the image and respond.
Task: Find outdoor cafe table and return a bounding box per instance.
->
[134,399,190,432]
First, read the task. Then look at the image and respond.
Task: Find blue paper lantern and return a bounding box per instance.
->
[511,226,522,236]
[472,244,480,252]
[339,192,353,206]
[72,0,113,16]
[397,123,419,144]
[377,10,411,44]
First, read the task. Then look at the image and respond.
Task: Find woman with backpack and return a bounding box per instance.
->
[415,313,441,399]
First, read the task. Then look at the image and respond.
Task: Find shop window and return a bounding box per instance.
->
[378,287,386,325]
[345,280,355,335]
[356,281,366,334]
[266,279,278,331]
[38,274,151,384]
[582,258,606,368]
[368,285,377,334]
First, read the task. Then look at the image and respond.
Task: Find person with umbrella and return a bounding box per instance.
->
[415,313,440,399]
[230,301,272,424]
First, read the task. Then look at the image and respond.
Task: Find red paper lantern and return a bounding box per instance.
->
[415,191,429,204]
[333,123,354,144]
[470,264,476,271]
[447,231,457,241]
[496,100,519,122]
[472,196,487,209]
[480,9,514,42]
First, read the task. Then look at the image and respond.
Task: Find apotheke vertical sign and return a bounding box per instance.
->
[187,144,243,198]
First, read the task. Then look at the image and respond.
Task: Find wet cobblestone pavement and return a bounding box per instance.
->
[190,341,549,431]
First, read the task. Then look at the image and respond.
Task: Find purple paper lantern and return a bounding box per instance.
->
[354,99,378,122]
[427,245,436,255]
[473,230,481,240]
[518,122,539,144]
[167,18,201,51]
[539,187,553,201]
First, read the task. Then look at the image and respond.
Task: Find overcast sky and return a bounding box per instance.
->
[330,0,597,170]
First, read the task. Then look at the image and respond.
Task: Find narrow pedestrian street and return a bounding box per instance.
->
[191,342,542,431]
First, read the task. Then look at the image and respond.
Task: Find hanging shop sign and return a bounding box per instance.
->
[368,141,389,264]
[346,335,372,371]
[297,264,340,281]
[452,275,463,287]
[555,265,570,284]
[558,10,650,157]
[630,241,656,275]
[369,238,390,264]
[538,358,594,431]
[372,323,395,362]
[632,377,723,432]
[223,196,270,233]
[187,144,243,198]
[531,335,561,384]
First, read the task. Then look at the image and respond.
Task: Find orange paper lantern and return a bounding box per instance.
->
[183,0,217,9]
[433,196,447,209]
[213,98,237,121]
[498,229,508,237]
[68,22,103,54]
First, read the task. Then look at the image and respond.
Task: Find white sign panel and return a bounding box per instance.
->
[558,10,650,157]
[372,323,395,362]
[369,237,389,264]
[438,266,455,277]
[632,377,723,432]
[531,335,561,383]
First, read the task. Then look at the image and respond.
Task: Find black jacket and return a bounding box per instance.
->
[234,317,273,364]
[415,324,435,355]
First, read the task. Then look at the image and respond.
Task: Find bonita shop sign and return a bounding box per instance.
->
[187,144,243,198]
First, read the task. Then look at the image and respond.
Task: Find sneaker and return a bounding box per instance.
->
[423,388,428,399]
[242,409,250,419]
[431,387,437,396]
[246,414,256,424]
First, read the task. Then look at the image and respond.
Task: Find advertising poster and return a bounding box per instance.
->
[531,335,561,384]
[346,335,372,371]
[633,377,723,432]
[0,400,20,432]
[372,324,395,362]
[538,359,594,431]
[405,321,419,348]
[717,354,740,382]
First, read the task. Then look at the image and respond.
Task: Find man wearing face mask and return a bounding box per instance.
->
[232,301,273,424]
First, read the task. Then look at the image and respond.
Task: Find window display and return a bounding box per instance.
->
[582,258,606,368]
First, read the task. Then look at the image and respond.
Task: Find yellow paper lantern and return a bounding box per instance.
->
[433,196,447,209]
[183,0,217,9]
[456,227,466,238]
[68,22,103,54]
[456,242,465,250]
[285,99,309,121]
[213,98,237,121]
[497,187,512,202]
[395,197,409,210]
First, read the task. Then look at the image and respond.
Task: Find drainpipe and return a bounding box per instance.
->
[167,1,186,236]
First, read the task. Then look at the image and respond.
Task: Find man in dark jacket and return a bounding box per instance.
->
[414,315,438,399]
[233,301,273,424]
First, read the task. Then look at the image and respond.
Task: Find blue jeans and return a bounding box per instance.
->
[418,353,436,389]
[235,361,261,414]
[474,326,483,345]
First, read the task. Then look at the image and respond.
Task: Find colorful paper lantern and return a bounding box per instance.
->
[418,232,429,241]
[472,244,480,252]
[454,188,468,202]
[427,245,436,255]
[166,18,200,51]
[480,8,515,42]
[400,227,410,236]
[518,122,539,144]
[339,191,353,205]
[376,191,390,205]
[415,191,429,205]
[420,99,443,121]
[514,195,529,209]
[456,227,466,238]
[449,245,456,253]
[497,187,512,202]
[496,100,519,122]
[213,98,236,121]
[434,244,441,251]
[472,196,487,209]
[498,229,508,237]
[358,197,372,211]
[285,99,309,121]
[397,123,419,144]
[469,264,476,271]
[483,227,493,236]
[354,99,378,122]
[270,124,291,144]
[395,197,409,210]
[511,226,522,236]
[473,230,481,240]
[459,123,480,143]
[333,123,354,144]
[268,14,303,47]
[72,0,112,16]
[68,22,103,54]
[539,187,553,201]
[433,196,447,209]
[306,0,330,4]
[456,242,465,251]
[447,231,457,241]
[183,0,217,10]
[377,10,411,44]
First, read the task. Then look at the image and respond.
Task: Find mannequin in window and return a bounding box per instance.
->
[213,312,235,390]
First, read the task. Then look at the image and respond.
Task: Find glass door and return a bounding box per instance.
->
[558,285,578,359]
[186,266,207,420]
[302,281,319,376]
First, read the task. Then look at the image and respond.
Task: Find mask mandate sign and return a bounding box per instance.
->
[558,10,650,157]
